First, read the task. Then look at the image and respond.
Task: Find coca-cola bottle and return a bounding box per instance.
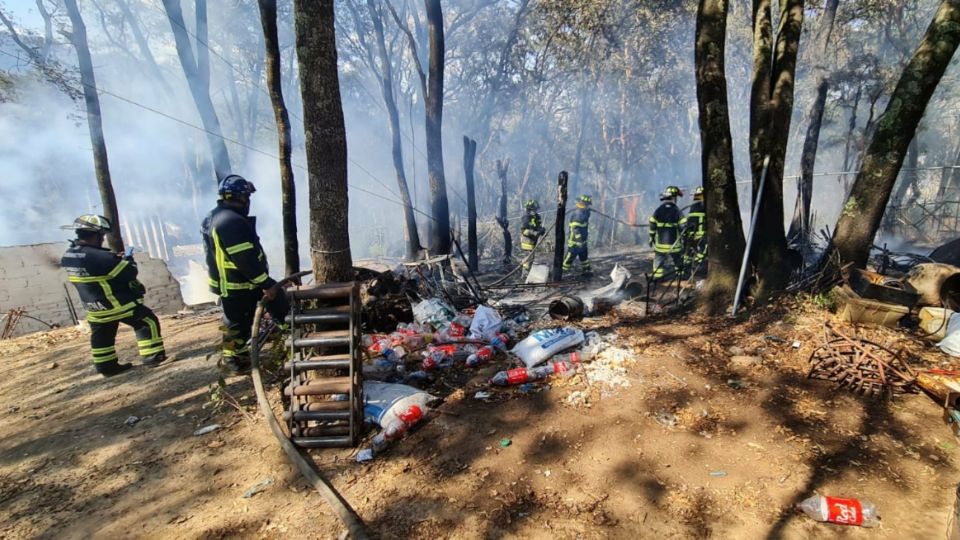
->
[797,495,880,527]
[489,360,575,386]
[465,345,496,367]
[370,404,424,453]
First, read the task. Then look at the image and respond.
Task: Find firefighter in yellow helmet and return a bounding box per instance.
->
[562,195,593,276]
[519,199,545,271]
[648,186,684,280]
[682,186,707,274]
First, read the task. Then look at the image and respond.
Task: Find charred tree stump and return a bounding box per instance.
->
[463,136,478,272]
[553,171,569,281]
[496,159,512,268]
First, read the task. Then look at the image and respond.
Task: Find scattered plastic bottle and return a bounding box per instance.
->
[434,321,468,343]
[422,344,457,370]
[465,345,496,367]
[370,404,424,453]
[797,495,880,527]
[489,360,576,386]
[363,334,391,354]
[488,333,510,351]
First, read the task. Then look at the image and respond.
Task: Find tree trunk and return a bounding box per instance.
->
[367,0,420,260]
[496,159,513,267]
[161,0,232,181]
[463,136,478,272]
[552,171,569,281]
[749,0,804,299]
[424,0,450,254]
[258,0,300,279]
[790,0,839,246]
[64,0,124,253]
[830,0,960,269]
[293,0,353,282]
[695,0,745,314]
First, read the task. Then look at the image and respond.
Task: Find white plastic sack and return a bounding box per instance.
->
[512,327,585,368]
[469,305,503,340]
[582,264,631,313]
[525,264,550,284]
[938,313,960,357]
[363,382,438,427]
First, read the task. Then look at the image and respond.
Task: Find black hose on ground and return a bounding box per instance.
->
[249,271,370,539]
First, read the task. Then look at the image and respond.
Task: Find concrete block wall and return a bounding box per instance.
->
[0,243,184,337]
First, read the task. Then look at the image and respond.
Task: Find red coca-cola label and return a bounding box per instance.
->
[433,344,457,355]
[399,405,423,424]
[422,357,437,370]
[448,323,466,337]
[825,497,863,526]
[506,368,528,385]
[553,362,570,374]
[569,352,580,364]
[477,347,493,360]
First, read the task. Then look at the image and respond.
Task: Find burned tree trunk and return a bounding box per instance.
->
[293,0,353,282]
[695,0,745,314]
[831,0,960,268]
[463,136,478,272]
[161,0,232,181]
[552,171,569,281]
[367,0,420,261]
[790,0,839,245]
[425,0,450,255]
[64,0,124,253]
[258,0,299,278]
[749,0,804,299]
[496,159,513,268]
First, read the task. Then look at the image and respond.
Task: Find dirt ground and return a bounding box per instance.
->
[2,292,960,539]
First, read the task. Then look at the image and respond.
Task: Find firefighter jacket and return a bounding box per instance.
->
[520,211,545,249]
[649,202,684,254]
[683,201,706,240]
[202,202,275,297]
[61,242,146,323]
[567,207,591,248]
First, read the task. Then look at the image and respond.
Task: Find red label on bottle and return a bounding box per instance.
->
[570,352,580,364]
[506,368,528,385]
[825,497,863,526]
[553,362,569,374]
[399,405,423,424]
[449,323,466,337]
[478,347,493,360]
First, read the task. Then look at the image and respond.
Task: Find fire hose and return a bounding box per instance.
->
[249,271,370,539]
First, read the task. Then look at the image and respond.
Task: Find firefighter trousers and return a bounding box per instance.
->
[89,304,164,371]
[652,251,683,280]
[562,245,591,273]
[220,289,290,361]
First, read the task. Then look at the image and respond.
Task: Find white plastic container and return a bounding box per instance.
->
[920,307,955,341]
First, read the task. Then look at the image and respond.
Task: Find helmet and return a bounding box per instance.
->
[694,186,704,201]
[577,195,592,206]
[218,174,257,199]
[524,199,539,211]
[66,214,112,233]
[660,186,683,200]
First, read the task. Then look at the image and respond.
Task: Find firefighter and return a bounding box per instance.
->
[202,175,288,374]
[61,215,166,377]
[562,195,593,276]
[648,186,685,280]
[519,199,545,270]
[682,186,707,273]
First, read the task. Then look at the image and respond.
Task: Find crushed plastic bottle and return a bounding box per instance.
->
[490,360,576,386]
[797,495,880,527]
[434,321,468,343]
[370,404,424,453]
[488,333,510,351]
[465,345,496,367]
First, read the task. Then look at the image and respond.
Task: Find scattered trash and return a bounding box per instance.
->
[548,296,585,321]
[194,424,222,436]
[807,322,917,397]
[581,264,631,313]
[655,412,678,427]
[905,263,960,311]
[356,449,374,463]
[796,495,880,527]
[919,307,954,341]
[792,341,802,349]
[708,471,727,478]
[499,438,512,448]
[512,327,585,368]
[832,285,909,328]
[124,415,140,426]
[412,298,456,328]
[846,268,918,308]
[726,378,744,390]
[490,361,576,386]
[469,305,503,340]
[474,391,493,400]
[583,346,633,394]
[242,477,274,498]
[358,382,437,461]
[525,264,550,284]
[937,313,960,357]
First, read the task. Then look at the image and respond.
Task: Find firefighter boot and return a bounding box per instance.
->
[96,360,133,378]
[141,352,167,368]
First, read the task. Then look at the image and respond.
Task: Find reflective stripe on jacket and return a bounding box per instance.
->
[567,207,590,247]
[683,201,706,240]
[649,202,684,253]
[520,211,544,249]
[202,203,274,297]
[61,242,145,323]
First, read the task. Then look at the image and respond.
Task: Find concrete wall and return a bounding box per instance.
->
[0,243,184,337]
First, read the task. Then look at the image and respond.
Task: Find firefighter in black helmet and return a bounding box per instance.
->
[520,199,545,271]
[648,186,685,280]
[61,214,166,377]
[682,186,707,273]
[202,175,288,374]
